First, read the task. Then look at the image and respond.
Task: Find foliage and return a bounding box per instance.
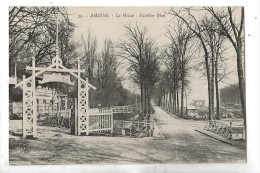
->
[9,7,76,78]
[220,84,241,105]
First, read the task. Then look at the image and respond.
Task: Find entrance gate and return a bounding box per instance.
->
[15,56,96,138]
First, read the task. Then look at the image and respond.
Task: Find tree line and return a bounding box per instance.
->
[155,7,245,133]
[117,25,161,119]
[9,7,137,108]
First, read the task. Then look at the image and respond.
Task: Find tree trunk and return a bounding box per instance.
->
[144,83,147,118]
[169,92,171,112]
[146,85,149,118]
[170,91,174,114]
[176,88,179,116]
[215,57,220,120]
[211,55,215,120]
[166,92,170,111]
[147,86,151,119]
[181,58,185,117]
[140,82,144,118]
[236,46,246,133]
[185,94,188,115]
[173,85,176,114]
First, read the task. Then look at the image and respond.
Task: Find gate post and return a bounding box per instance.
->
[86,78,89,135]
[77,60,88,136]
[32,58,37,137]
[77,59,81,135]
[22,75,34,138]
[75,98,78,135]
[22,75,26,138]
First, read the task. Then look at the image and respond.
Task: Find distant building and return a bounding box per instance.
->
[9,85,68,116]
[190,100,205,108]
[9,65,69,116]
[186,105,198,117]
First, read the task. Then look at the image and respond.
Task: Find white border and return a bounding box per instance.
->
[1,0,260,173]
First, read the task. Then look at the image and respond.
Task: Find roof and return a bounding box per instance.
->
[187,106,197,110]
[193,100,205,102]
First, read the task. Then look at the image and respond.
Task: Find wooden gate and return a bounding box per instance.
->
[88,108,113,134]
[14,17,97,138]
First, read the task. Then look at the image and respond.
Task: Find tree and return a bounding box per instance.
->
[117,24,160,118]
[96,39,121,107]
[9,7,75,77]
[220,84,241,106]
[80,32,98,107]
[200,16,227,119]
[205,7,246,129]
[165,19,193,117]
[168,7,215,120]
[143,41,161,117]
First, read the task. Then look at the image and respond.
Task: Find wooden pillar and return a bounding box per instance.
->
[22,75,26,138]
[68,108,71,127]
[32,58,37,137]
[77,58,80,135]
[111,108,113,134]
[86,78,89,135]
[75,98,78,135]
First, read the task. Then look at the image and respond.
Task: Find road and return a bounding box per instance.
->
[152,106,246,163]
[9,106,246,164]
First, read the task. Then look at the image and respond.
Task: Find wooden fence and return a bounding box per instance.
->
[114,120,154,137]
[88,108,113,133]
[111,105,141,114]
[204,120,245,140]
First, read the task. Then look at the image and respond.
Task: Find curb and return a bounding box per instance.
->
[195,129,233,145]
[150,114,165,140]
[195,128,246,149]
[152,122,165,140]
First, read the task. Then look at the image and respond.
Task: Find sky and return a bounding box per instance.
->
[67,7,239,105]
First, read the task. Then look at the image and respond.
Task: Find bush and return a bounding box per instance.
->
[113,113,138,121]
[9,113,22,120]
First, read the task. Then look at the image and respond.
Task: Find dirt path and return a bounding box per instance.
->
[9,106,246,165]
[152,106,246,163]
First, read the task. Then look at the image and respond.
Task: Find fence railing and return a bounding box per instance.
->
[87,106,142,134]
[204,120,245,140]
[114,120,154,137]
[88,108,113,133]
[111,105,141,114]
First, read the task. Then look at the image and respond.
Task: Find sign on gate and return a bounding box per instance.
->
[38,73,74,85]
[14,16,96,138]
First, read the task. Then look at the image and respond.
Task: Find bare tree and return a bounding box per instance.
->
[165,19,193,117]
[80,32,98,107]
[205,7,246,129]
[168,7,214,120]
[201,16,227,119]
[81,31,98,82]
[97,39,121,107]
[117,24,160,118]
[9,7,75,77]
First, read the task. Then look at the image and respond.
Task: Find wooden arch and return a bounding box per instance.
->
[15,56,96,138]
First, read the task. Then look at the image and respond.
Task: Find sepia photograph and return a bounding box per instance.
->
[8,6,247,165]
